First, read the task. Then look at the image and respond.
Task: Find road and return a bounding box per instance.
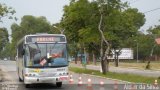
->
[0,60,131,90]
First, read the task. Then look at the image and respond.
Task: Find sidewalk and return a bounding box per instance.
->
[69,62,160,78]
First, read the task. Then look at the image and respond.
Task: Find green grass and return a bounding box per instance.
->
[69,67,160,84]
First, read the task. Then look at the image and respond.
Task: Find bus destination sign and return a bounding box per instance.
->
[26,36,66,43]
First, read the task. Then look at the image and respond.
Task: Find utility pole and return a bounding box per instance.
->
[136,42,139,63]
[53,26,65,34]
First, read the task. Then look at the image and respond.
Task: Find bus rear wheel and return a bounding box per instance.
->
[56,82,62,87]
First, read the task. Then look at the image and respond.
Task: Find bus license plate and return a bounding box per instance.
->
[59,76,68,81]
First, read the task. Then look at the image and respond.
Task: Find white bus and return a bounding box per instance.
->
[16,34,69,88]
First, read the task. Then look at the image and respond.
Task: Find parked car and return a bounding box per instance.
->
[4,58,7,61]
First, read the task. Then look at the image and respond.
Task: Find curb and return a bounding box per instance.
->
[69,67,149,85]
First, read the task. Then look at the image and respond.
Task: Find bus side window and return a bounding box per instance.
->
[18,41,24,58]
[22,49,25,55]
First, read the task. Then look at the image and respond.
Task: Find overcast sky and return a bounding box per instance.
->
[0,0,160,35]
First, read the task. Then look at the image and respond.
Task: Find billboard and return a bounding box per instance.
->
[108,48,133,59]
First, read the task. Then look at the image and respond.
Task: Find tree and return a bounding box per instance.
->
[97,0,145,68]
[147,24,160,59]
[60,0,145,74]
[0,3,16,22]
[61,0,96,63]
[0,3,16,59]
[0,28,9,58]
[0,43,12,59]
[51,23,65,34]
[0,28,9,50]
[10,15,51,59]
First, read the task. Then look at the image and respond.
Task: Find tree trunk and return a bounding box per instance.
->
[115,52,119,67]
[101,59,109,74]
[75,52,77,64]
[93,52,96,65]
[80,54,83,64]
[98,6,110,74]
[101,60,106,74]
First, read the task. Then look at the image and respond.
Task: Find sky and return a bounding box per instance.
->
[126,0,160,33]
[0,0,160,35]
[0,0,70,35]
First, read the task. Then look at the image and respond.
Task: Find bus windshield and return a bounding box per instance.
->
[25,43,68,68]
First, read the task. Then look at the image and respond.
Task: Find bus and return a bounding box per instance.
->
[16,34,69,88]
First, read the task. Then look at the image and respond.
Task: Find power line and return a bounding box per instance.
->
[130,0,141,4]
[144,7,160,14]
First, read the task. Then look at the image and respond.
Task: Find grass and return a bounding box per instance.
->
[69,67,160,84]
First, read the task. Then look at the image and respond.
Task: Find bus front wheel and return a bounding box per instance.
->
[25,84,30,88]
[56,82,62,87]
[18,69,23,82]
[19,77,23,82]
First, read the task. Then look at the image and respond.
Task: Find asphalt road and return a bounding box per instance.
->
[0,60,158,90]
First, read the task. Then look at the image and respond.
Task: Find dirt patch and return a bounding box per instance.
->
[0,69,10,82]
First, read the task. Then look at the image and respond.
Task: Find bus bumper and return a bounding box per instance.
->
[24,76,68,84]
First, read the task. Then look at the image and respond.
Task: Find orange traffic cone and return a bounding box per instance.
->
[69,75,74,84]
[114,80,118,90]
[78,76,83,86]
[87,78,92,88]
[100,80,104,87]
[131,84,136,90]
[154,79,158,87]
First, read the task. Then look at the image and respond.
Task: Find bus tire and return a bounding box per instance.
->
[18,68,23,82]
[19,77,23,82]
[56,82,62,87]
[25,84,30,88]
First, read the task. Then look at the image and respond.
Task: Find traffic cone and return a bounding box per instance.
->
[69,75,74,84]
[87,78,92,88]
[78,76,83,86]
[131,84,136,90]
[114,80,118,90]
[100,80,104,87]
[154,79,158,87]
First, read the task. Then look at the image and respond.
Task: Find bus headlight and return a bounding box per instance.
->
[59,72,68,76]
[25,73,36,77]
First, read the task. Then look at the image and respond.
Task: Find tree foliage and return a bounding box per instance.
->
[60,0,145,73]
[0,3,16,22]
[0,28,9,51]
[10,15,51,58]
[0,3,16,59]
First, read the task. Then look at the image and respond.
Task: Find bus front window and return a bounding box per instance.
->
[25,43,68,68]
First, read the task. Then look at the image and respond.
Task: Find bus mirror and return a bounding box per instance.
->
[68,60,70,63]
[22,49,25,55]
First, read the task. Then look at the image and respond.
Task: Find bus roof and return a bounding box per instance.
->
[17,34,66,46]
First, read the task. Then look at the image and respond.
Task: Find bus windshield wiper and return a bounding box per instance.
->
[51,42,58,53]
[35,42,42,59]
[48,42,58,58]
